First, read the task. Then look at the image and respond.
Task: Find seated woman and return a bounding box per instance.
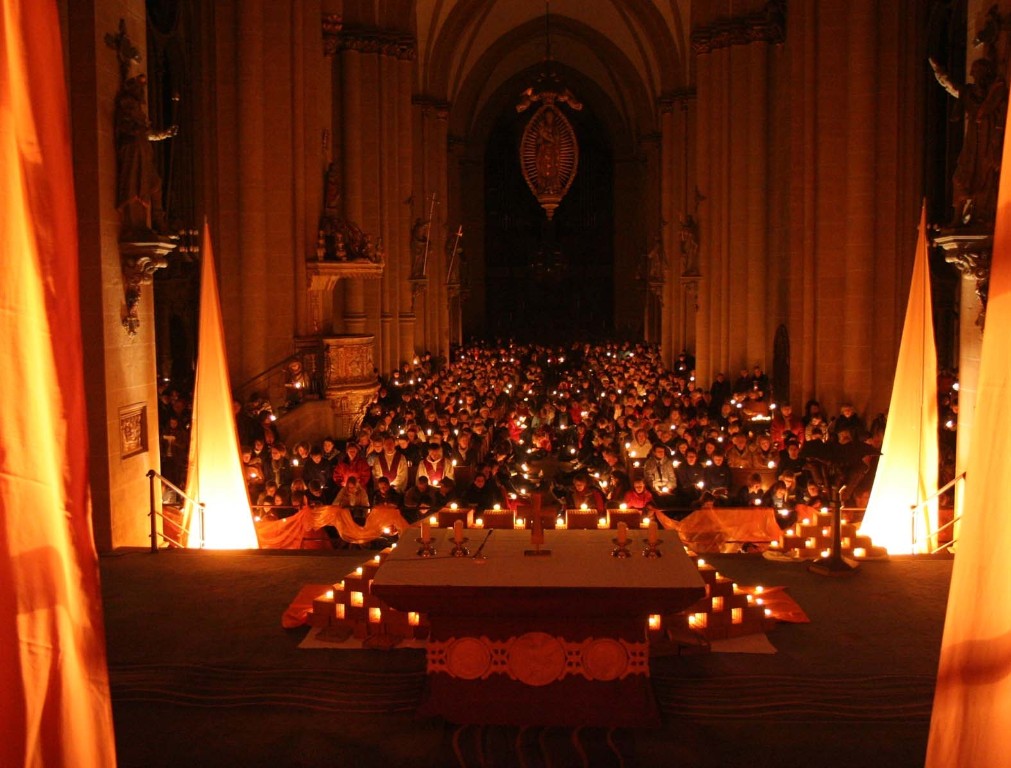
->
[567,472,606,514]
[765,480,797,529]
[621,475,658,516]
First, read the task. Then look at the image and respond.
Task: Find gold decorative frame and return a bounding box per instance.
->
[519,103,579,219]
[119,403,148,459]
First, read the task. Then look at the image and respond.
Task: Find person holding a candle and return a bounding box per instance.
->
[567,472,606,514]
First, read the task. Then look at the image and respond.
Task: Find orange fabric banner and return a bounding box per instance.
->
[256,505,416,549]
[926,99,1011,764]
[656,507,781,553]
[0,1,117,764]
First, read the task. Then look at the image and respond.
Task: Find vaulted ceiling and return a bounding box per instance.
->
[338,0,692,151]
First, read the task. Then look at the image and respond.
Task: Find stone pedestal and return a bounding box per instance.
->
[323,334,379,438]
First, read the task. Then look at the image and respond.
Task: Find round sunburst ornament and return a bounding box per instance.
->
[519,102,579,219]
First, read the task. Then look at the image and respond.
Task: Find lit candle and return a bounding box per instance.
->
[355,566,363,576]
[429,514,438,526]
[619,502,628,511]
[493,503,501,511]
[641,517,650,528]
[450,502,458,511]
[556,516,566,529]
[408,612,420,627]
[597,517,608,529]
[580,503,589,511]
[474,518,484,528]
[325,590,334,600]
[853,547,867,557]
[515,518,525,529]
[754,586,764,594]
[697,557,707,568]
[648,614,662,631]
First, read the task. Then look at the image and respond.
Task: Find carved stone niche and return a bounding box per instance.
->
[119,240,175,335]
[323,334,379,438]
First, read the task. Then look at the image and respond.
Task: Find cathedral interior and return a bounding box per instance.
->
[57,0,995,550]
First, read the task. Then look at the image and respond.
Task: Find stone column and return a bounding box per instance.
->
[340,46,367,335]
[69,3,164,549]
[396,54,417,364]
[935,237,990,532]
[236,0,270,374]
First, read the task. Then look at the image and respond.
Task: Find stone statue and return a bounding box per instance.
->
[115,73,176,239]
[324,161,342,214]
[680,214,700,276]
[930,56,1008,226]
[646,235,667,282]
[410,217,429,279]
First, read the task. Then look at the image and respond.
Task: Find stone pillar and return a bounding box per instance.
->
[236,0,270,374]
[340,46,367,335]
[935,235,990,532]
[397,54,417,364]
[69,3,164,549]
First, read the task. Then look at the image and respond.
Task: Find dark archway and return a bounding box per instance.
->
[482,101,613,343]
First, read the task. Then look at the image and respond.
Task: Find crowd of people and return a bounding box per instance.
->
[153,342,930,540]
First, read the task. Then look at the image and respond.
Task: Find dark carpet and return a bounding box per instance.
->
[100,548,951,768]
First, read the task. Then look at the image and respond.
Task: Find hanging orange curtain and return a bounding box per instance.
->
[926,99,1011,765]
[0,0,117,764]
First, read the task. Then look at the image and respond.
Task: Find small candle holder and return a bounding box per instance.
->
[450,539,470,558]
[611,540,632,558]
[642,538,663,558]
[415,539,436,557]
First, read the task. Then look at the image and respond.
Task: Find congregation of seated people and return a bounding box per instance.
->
[159,341,941,543]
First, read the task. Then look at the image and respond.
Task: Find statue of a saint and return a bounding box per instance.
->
[324,162,342,214]
[930,56,1008,226]
[646,236,666,282]
[115,74,176,239]
[680,215,700,276]
[410,217,429,279]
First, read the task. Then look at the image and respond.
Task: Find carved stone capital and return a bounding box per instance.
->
[934,229,992,327]
[659,89,696,113]
[323,21,417,59]
[413,95,451,119]
[691,0,786,54]
[119,239,176,336]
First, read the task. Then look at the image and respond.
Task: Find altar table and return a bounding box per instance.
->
[371,529,705,727]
